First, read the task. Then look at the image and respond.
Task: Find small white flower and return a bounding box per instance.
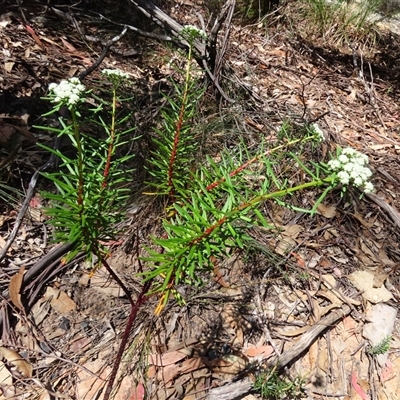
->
[356,154,368,165]
[363,168,372,178]
[181,25,207,40]
[49,77,86,106]
[342,147,357,156]
[337,171,350,185]
[350,170,359,180]
[68,93,80,104]
[343,163,354,172]
[328,146,373,192]
[363,182,374,193]
[353,177,363,186]
[328,159,341,171]
[102,69,130,79]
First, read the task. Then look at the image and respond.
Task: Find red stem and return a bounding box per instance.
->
[101,256,134,305]
[206,153,261,192]
[103,280,152,400]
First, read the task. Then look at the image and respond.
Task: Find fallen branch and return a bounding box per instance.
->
[206,304,352,400]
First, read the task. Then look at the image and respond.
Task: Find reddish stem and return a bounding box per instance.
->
[101,256,134,305]
[206,153,261,192]
[103,280,151,400]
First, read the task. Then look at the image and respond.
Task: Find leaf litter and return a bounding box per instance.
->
[0,0,400,399]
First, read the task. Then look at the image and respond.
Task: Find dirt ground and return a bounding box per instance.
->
[1,0,400,399]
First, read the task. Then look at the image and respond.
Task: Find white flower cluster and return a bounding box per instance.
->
[312,123,325,142]
[102,69,130,79]
[180,25,207,40]
[49,77,85,105]
[328,147,373,193]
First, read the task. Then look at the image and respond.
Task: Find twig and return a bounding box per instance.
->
[357,48,386,129]
[0,141,60,263]
[209,0,235,78]
[78,27,128,80]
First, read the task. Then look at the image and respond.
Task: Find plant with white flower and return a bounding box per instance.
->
[37,65,136,265]
[48,77,86,108]
[327,147,373,193]
[180,25,207,43]
[102,69,130,79]
[102,69,130,88]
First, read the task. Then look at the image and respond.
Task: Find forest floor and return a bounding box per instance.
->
[1,0,400,399]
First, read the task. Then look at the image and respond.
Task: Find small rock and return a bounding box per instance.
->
[363,303,397,367]
[348,270,392,303]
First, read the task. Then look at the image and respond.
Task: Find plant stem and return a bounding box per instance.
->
[206,136,316,191]
[71,111,84,210]
[161,176,334,292]
[167,45,193,200]
[102,87,117,189]
[102,280,152,400]
[100,255,134,305]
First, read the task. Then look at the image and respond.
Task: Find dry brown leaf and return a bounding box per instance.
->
[308,340,318,369]
[352,211,376,228]
[147,365,156,378]
[61,37,77,53]
[245,345,274,358]
[378,248,396,267]
[9,266,25,310]
[316,289,343,306]
[0,235,6,249]
[206,354,247,374]
[373,268,389,288]
[275,236,296,255]
[347,87,357,102]
[0,360,12,385]
[284,224,303,238]
[76,358,109,400]
[160,357,208,385]
[89,269,125,298]
[0,360,14,399]
[46,287,76,315]
[30,297,51,326]
[0,347,33,377]
[0,121,15,144]
[4,62,14,73]
[148,350,188,366]
[316,203,336,218]
[68,336,92,353]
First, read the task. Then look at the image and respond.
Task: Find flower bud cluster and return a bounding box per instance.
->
[312,123,325,142]
[102,69,130,79]
[180,25,207,41]
[328,147,373,193]
[49,77,85,106]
